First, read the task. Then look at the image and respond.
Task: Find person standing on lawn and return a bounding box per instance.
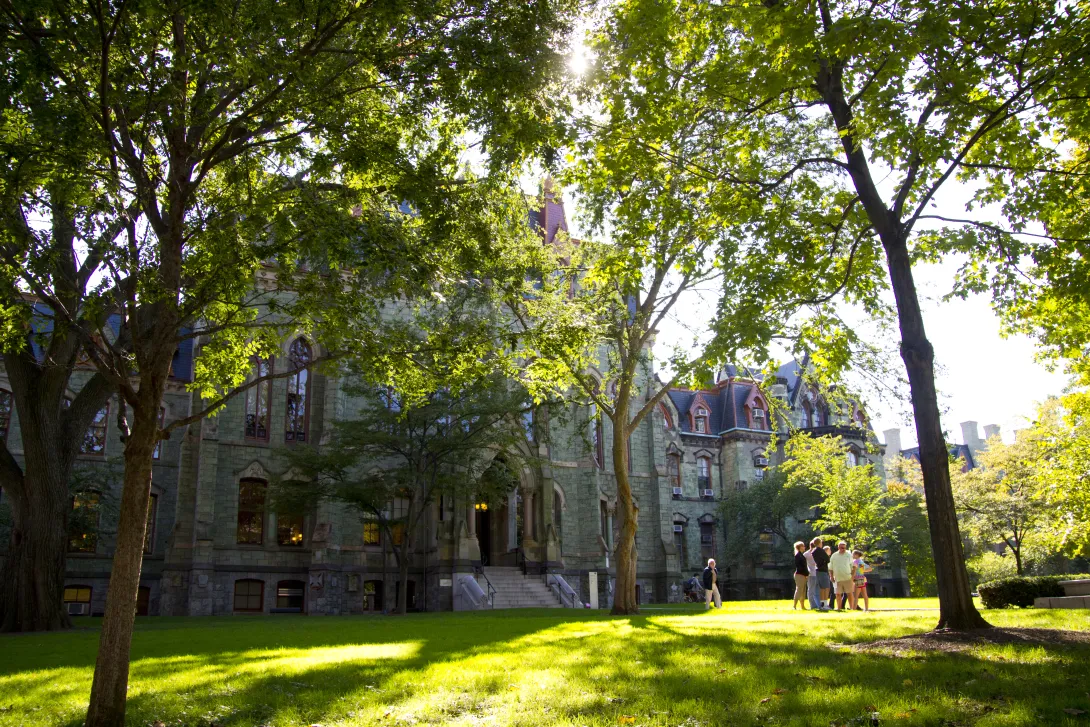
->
[702,558,722,610]
[804,538,823,610]
[852,549,871,612]
[828,541,856,611]
[792,542,809,610]
[811,538,831,608]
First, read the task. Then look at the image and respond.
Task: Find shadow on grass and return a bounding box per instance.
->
[3,609,1089,727]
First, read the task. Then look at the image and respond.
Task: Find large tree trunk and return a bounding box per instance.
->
[85,399,158,727]
[884,238,989,629]
[816,54,989,631]
[610,415,639,615]
[0,475,71,632]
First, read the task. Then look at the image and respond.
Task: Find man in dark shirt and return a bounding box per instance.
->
[811,538,831,609]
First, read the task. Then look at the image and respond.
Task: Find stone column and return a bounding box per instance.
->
[467,504,476,536]
[523,490,533,542]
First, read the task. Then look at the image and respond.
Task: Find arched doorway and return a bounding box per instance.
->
[476,457,524,566]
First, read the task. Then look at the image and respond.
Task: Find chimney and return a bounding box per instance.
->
[960,421,981,447]
[883,428,902,457]
[983,424,1001,440]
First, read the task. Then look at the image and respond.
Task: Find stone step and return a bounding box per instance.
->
[1034,595,1090,609]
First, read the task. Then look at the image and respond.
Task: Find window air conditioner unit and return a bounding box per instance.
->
[754,456,769,467]
[67,602,88,616]
[672,487,683,496]
[673,524,684,533]
[702,488,714,497]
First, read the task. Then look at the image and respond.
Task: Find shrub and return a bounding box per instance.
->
[977,574,1090,608]
[967,551,1016,588]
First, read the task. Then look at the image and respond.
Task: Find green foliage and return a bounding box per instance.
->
[967,552,1018,590]
[952,429,1049,574]
[1028,395,1090,558]
[274,369,534,549]
[780,434,903,555]
[886,479,937,597]
[977,574,1090,609]
[719,469,818,561]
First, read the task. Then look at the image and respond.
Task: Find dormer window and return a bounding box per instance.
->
[694,407,708,433]
[752,407,766,430]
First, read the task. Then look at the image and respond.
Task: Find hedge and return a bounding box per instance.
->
[977,574,1090,609]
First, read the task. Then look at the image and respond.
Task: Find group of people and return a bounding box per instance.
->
[793,537,871,612]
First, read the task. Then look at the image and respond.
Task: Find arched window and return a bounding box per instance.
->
[699,519,716,561]
[698,457,712,493]
[803,400,813,428]
[694,406,709,433]
[814,401,826,427]
[276,580,305,612]
[68,492,100,553]
[237,479,266,545]
[285,338,311,442]
[363,579,384,611]
[233,579,264,612]
[667,452,681,496]
[659,404,673,430]
[277,512,304,546]
[854,407,867,427]
[144,493,158,554]
[152,407,166,459]
[245,356,273,440]
[80,405,109,455]
[846,450,859,468]
[750,398,768,430]
[553,487,564,546]
[0,389,12,441]
[590,401,603,468]
[673,520,687,570]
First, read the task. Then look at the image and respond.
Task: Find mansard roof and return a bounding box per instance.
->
[899,443,975,470]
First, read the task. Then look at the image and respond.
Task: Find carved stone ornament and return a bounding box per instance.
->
[311,522,331,542]
[238,461,270,481]
[309,571,325,591]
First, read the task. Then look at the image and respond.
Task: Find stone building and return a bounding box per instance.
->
[0,199,903,616]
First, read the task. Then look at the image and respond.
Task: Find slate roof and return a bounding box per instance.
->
[668,379,766,434]
[899,443,976,470]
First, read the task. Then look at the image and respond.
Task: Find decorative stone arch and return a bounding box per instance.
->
[658,401,676,431]
[237,460,271,481]
[697,512,717,525]
[672,512,690,524]
[742,386,770,430]
[687,393,713,433]
[552,483,567,511]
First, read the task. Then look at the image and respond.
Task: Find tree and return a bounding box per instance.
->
[1,1,575,723]
[780,434,903,555]
[952,433,1046,575]
[885,457,937,596]
[719,469,818,563]
[0,53,121,630]
[1026,396,1090,558]
[276,371,533,614]
[589,0,1086,629]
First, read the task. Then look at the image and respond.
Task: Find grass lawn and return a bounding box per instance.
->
[1,599,1088,727]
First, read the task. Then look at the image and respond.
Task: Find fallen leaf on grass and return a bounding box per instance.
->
[1064,708,1087,716]
[772,688,788,695]
[903,679,913,687]
[760,698,772,704]
[717,668,728,673]
[618,716,636,724]
[894,710,918,719]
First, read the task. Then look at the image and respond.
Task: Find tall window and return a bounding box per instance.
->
[285,339,310,442]
[673,523,687,570]
[660,404,673,431]
[599,501,609,544]
[698,457,712,492]
[803,400,813,428]
[750,399,768,430]
[694,406,708,433]
[699,522,716,561]
[144,493,158,554]
[590,401,603,468]
[522,407,535,442]
[0,389,12,441]
[553,491,563,545]
[277,513,304,546]
[152,407,165,459]
[759,531,774,563]
[362,516,381,546]
[236,479,266,545]
[245,357,272,440]
[233,579,264,612]
[68,492,100,553]
[81,405,109,455]
[668,453,681,495]
[814,403,826,427]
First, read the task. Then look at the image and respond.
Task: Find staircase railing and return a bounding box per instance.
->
[473,566,496,608]
[546,573,580,608]
[515,547,527,574]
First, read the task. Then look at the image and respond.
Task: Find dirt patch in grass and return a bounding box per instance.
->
[850,627,1090,654]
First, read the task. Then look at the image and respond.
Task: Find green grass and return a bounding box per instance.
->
[1,599,1088,727]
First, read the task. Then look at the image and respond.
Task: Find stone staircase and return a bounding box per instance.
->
[480,566,564,609]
